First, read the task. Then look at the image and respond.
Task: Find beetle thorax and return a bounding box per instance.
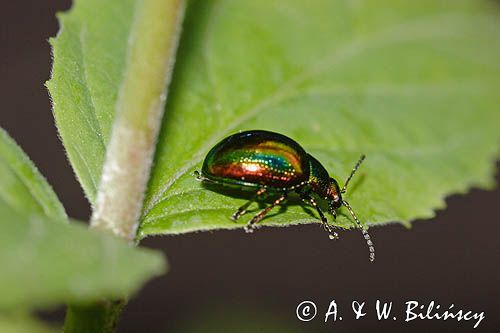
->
[326,181,341,201]
[327,178,342,209]
[308,174,342,208]
[307,154,340,201]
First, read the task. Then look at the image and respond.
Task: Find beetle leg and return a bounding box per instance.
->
[231,187,267,221]
[300,193,339,240]
[193,170,217,183]
[244,192,287,233]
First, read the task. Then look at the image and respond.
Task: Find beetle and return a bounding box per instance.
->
[194,130,375,262]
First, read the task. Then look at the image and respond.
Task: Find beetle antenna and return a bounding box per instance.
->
[341,154,365,194]
[342,200,375,262]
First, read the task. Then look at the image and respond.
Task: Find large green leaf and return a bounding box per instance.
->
[0,130,166,309]
[48,0,499,238]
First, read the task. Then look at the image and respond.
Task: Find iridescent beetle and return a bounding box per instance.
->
[194,130,375,261]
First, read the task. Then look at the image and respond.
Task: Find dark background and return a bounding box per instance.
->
[1,2,499,332]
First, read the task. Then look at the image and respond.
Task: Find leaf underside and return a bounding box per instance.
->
[48,0,500,239]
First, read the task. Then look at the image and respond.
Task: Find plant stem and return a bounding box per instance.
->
[63,301,125,333]
[91,0,186,241]
[64,0,185,332]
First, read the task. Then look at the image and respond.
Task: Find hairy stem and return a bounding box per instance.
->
[64,0,185,332]
[91,0,185,240]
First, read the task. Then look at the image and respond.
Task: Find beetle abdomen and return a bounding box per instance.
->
[201,131,310,188]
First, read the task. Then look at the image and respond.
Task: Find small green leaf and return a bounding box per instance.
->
[48,1,500,237]
[0,202,166,309]
[174,305,308,333]
[0,130,166,310]
[47,0,136,202]
[0,128,65,219]
[0,312,57,333]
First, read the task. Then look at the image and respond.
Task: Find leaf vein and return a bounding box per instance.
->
[78,26,106,150]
